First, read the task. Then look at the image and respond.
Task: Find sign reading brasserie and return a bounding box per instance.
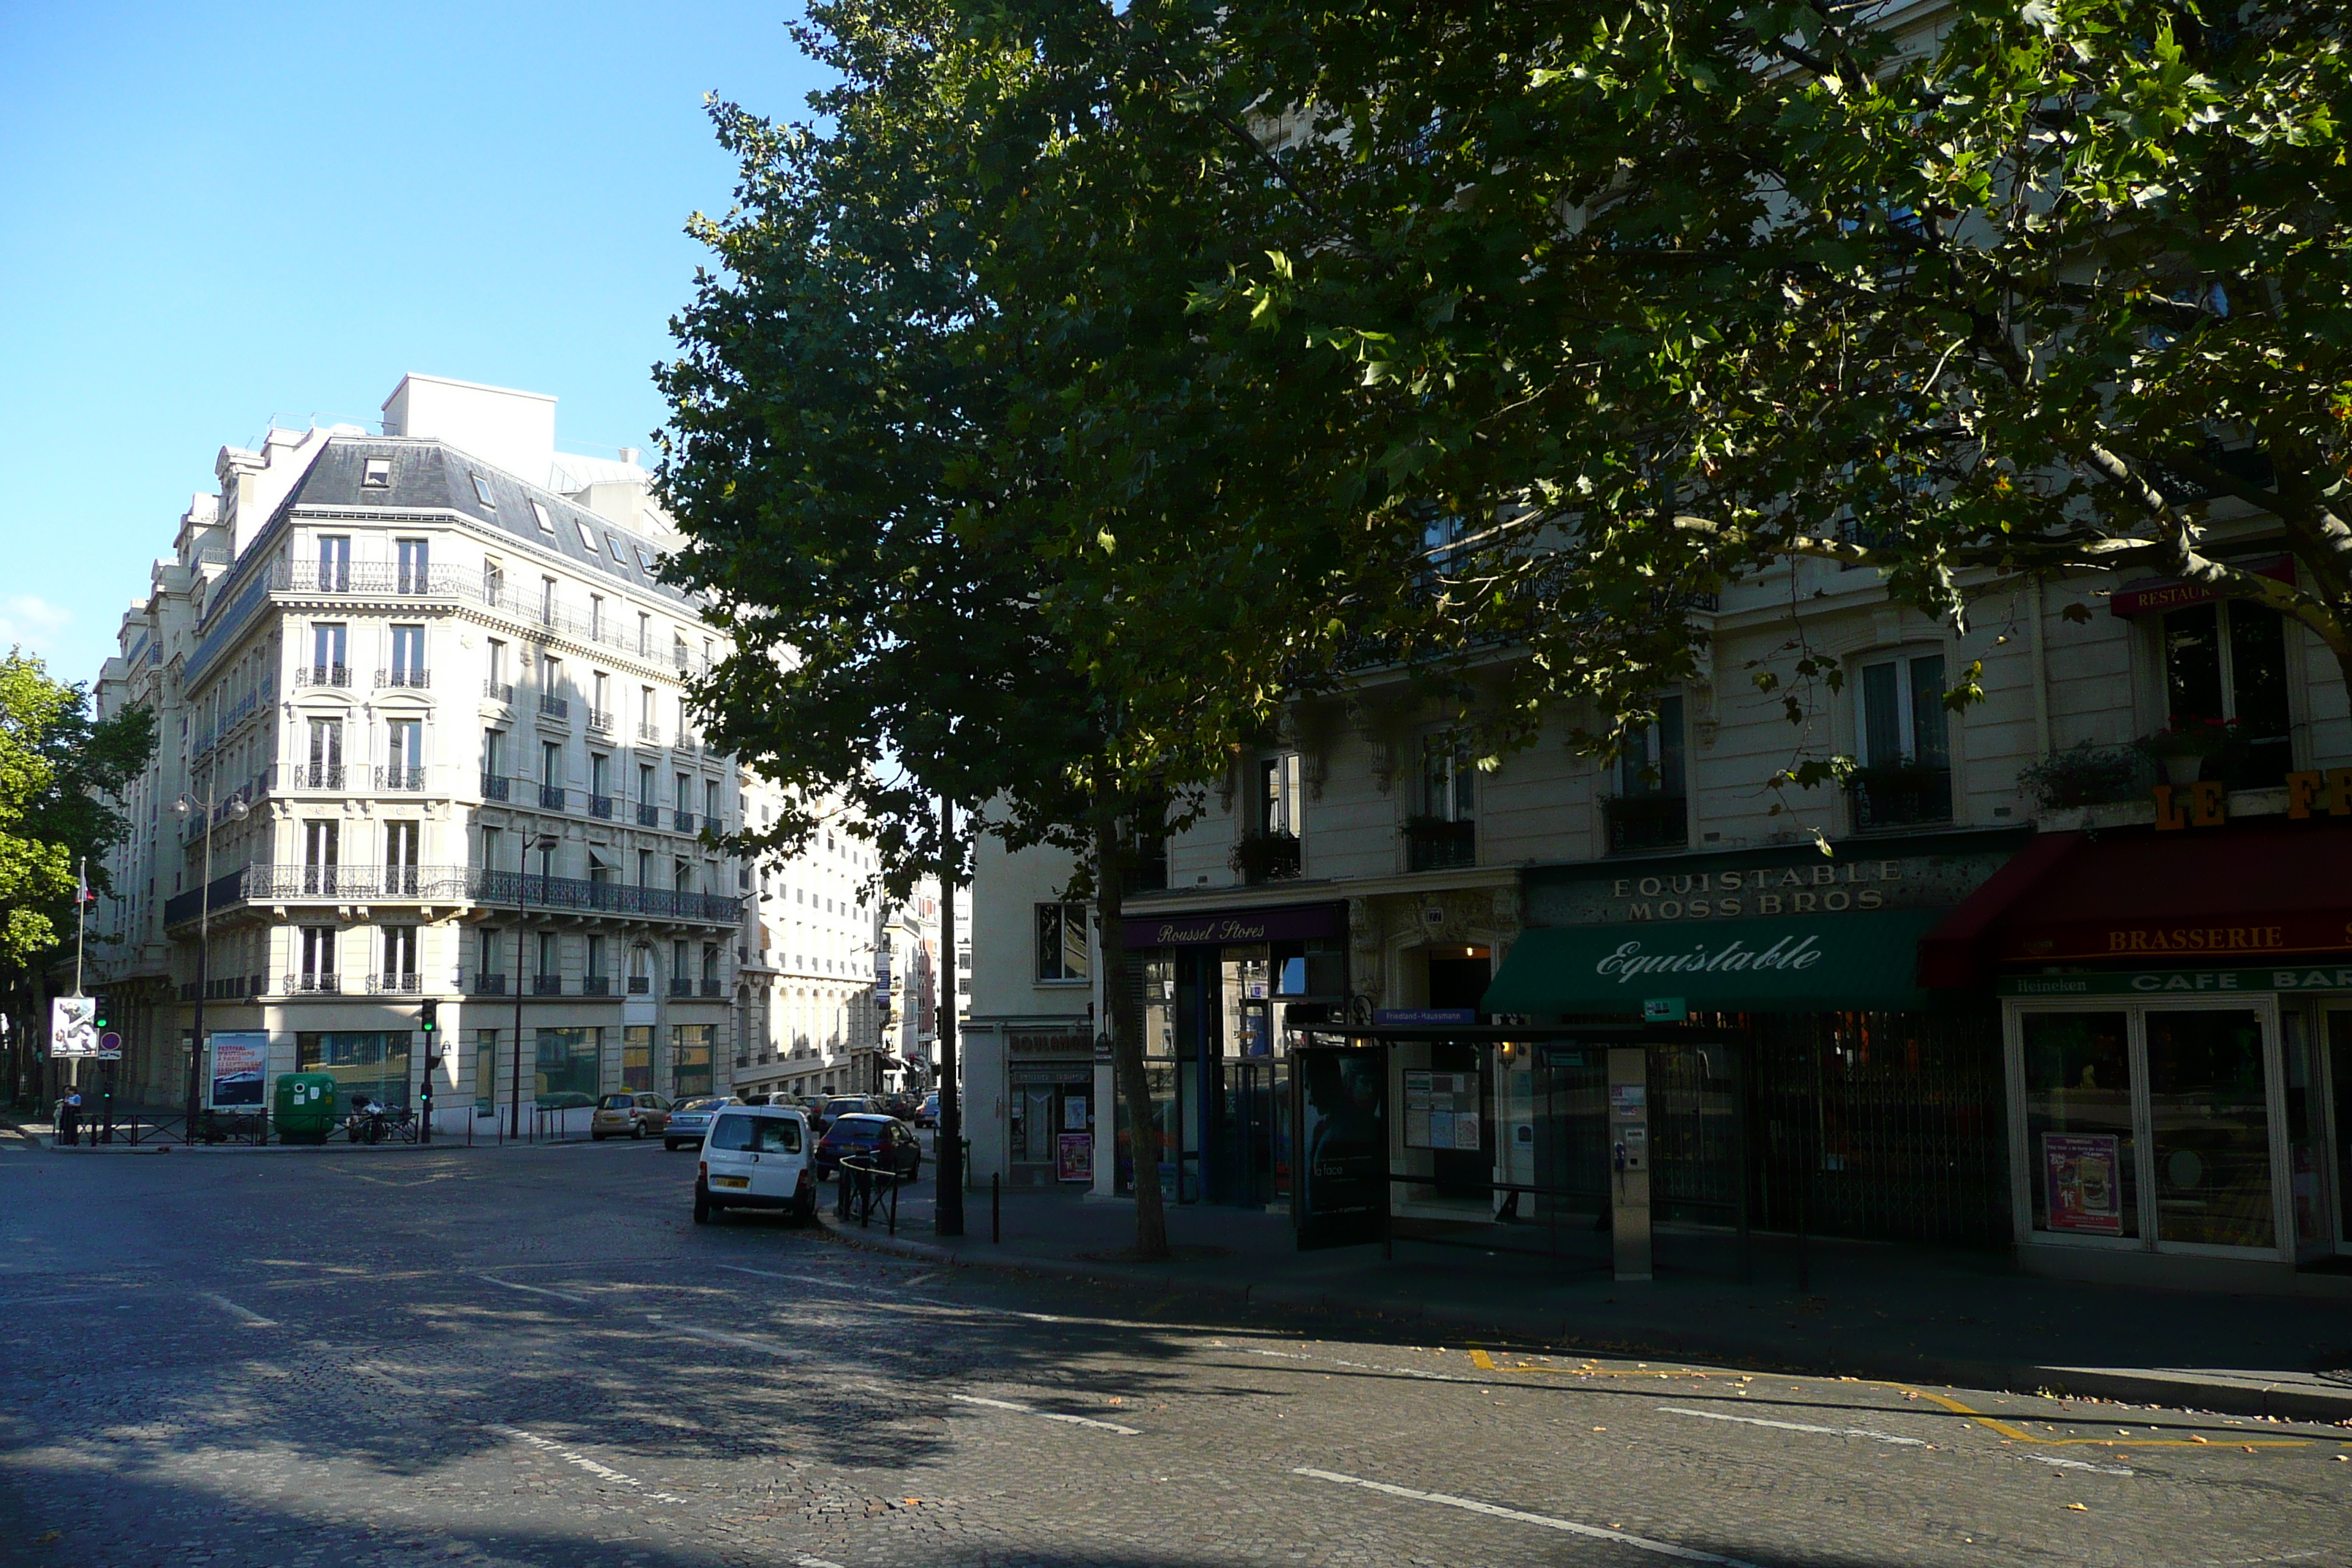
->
[1526,836,2021,928]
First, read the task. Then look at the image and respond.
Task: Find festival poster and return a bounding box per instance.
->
[209,1031,269,1108]
[1056,1131,1093,1183]
[2043,1131,2124,1235]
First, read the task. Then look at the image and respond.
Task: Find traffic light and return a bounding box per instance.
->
[419,996,439,1037]
[91,995,108,1032]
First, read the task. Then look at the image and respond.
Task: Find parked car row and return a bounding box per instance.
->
[680,1096,928,1229]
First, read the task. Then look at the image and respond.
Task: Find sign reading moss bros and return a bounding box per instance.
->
[1523,831,2027,929]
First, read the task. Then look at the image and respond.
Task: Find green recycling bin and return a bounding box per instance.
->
[274,1073,338,1144]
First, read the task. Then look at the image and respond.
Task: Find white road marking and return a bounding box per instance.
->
[201,1292,276,1327]
[1248,1346,1480,1387]
[949,1392,1141,1434]
[645,1314,802,1357]
[478,1275,589,1305]
[1659,1405,1930,1447]
[785,1555,847,1568]
[483,1423,688,1504]
[2027,1453,2135,1477]
[1293,1468,1756,1566]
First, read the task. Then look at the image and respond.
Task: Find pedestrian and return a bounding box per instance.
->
[57,1088,83,1147]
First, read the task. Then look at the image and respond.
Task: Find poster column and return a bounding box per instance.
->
[1608,1046,1652,1281]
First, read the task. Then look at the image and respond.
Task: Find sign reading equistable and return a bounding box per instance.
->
[1482,908,1949,1015]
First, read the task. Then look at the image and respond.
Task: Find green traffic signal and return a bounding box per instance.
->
[419,996,439,1035]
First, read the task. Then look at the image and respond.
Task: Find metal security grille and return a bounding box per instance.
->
[1744,1010,2009,1248]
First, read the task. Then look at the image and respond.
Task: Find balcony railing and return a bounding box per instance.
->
[539,693,569,719]
[277,561,469,597]
[376,669,430,689]
[480,774,510,802]
[699,978,723,998]
[587,709,614,734]
[668,977,695,998]
[470,972,508,995]
[1605,796,1689,854]
[627,975,652,995]
[636,802,660,827]
[289,763,344,790]
[368,972,422,995]
[295,664,351,688]
[1849,766,1953,832]
[1403,817,1477,872]
[539,785,567,810]
[286,973,342,995]
[532,974,563,995]
[581,975,611,996]
[1231,830,1301,885]
[483,679,515,704]
[375,766,425,792]
[589,794,614,820]
[673,809,696,834]
[167,865,742,927]
[637,722,660,744]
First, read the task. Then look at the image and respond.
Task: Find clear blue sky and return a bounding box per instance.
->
[0,1,825,688]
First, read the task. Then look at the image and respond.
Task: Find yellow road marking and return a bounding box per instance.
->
[1458,1350,2315,1450]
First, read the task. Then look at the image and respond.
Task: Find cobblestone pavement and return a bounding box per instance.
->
[2,1141,2347,1568]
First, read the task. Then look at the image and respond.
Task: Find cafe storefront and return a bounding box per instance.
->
[1921,818,2352,1284]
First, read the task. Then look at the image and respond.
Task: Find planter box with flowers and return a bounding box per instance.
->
[2139,718,2238,787]
[1230,830,1301,885]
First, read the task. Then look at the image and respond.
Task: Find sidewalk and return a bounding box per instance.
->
[821,1180,2352,1423]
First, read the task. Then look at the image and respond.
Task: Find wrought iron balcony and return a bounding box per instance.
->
[470,972,508,995]
[636,802,660,827]
[538,785,567,810]
[367,972,422,995]
[673,809,696,834]
[627,975,652,995]
[375,766,425,792]
[1231,830,1301,885]
[295,663,351,688]
[581,975,611,996]
[668,976,694,998]
[482,679,515,704]
[637,722,660,744]
[589,794,614,820]
[1605,796,1689,854]
[290,763,344,790]
[539,693,569,719]
[285,973,342,995]
[587,709,614,734]
[1403,817,1477,872]
[532,974,564,996]
[480,774,510,802]
[376,668,431,689]
[1848,766,1953,832]
[167,864,742,927]
[699,978,723,998]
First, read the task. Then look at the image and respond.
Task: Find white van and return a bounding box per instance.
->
[694,1103,817,1224]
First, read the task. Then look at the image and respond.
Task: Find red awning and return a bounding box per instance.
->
[1918,822,2352,983]
[2108,554,2294,617]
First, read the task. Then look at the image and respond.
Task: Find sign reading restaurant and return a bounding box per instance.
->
[1523,829,2027,928]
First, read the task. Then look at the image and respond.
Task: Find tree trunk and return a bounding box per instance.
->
[1094,786,1167,1260]
[935,796,965,1236]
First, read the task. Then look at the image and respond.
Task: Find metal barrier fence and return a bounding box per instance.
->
[836,1153,902,1235]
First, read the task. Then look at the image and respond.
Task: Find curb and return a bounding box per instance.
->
[811,1221,2352,1425]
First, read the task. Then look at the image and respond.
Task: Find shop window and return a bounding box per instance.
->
[298,1030,412,1110]
[1852,652,1951,829]
[1036,902,1089,983]
[473,1030,498,1116]
[2019,1012,2139,1240]
[672,1023,715,1097]
[534,1027,600,1101]
[1607,696,1686,853]
[2146,1010,2272,1249]
[2160,601,2291,787]
[622,1025,654,1092]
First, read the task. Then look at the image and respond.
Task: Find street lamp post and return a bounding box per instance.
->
[510,832,557,1141]
[173,790,249,1141]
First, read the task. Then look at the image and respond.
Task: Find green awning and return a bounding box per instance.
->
[1483,908,1949,1016]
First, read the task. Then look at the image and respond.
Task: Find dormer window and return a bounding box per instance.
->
[470,473,495,508]
[529,499,553,534]
[606,533,627,565]
[634,546,658,573]
[574,519,597,551]
[361,457,391,489]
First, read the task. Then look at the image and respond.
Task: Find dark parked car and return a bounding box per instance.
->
[813,1112,921,1182]
[663,1096,734,1151]
[807,1095,875,1134]
[876,1092,922,1123]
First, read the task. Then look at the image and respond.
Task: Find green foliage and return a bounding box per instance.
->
[2017,741,2147,810]
[0,652,154,969]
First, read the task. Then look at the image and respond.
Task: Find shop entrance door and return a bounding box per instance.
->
[1215,1058,1291,1207]
[2314,1012,2352,1255]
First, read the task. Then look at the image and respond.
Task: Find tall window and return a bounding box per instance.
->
[1259,753,1303,837]
[1859,653,1949,772]
[589,752,609,799]
[1425,738,1479,821]
[479,927,503,979]
[389,625,425,683]
[538,931,557,981]
[311,623,347,682]
[394,537,429,595]
[484,561,505,608]
[1036,902,1089,982]
[2162,601,2291,786]
[482,728,504,782]
[385,720,422,786]
[384,821,419,895]
[306,717,343,786]
[317,535,350,592]
[637,613,652,657]
[540,576,557,627]
[704,778,720,823]
[589,594,605,640]
[304,821,339,894]
[475,1029,499,1115]
[587,934,607,981]
[301,925,337,982]
[382,926,418,986]
[639,687,657,739]
[542,740,562,785]
[591,671,610,724]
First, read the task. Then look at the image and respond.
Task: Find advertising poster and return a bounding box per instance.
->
[1402,1069,1481,1152]
[2043,1131,2124,1235]
[1294,1048,1387,1250]
[209,1031,269,1108]
[1056,1131,1093,1183]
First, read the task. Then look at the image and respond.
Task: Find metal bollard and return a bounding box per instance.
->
[992,1172,1000,1244]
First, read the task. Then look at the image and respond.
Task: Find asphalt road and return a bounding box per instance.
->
[2,1138,2346,1568]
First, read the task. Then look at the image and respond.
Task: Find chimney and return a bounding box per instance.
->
[619,446,641,467]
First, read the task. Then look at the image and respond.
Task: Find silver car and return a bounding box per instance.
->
[663,1096,733,1151]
